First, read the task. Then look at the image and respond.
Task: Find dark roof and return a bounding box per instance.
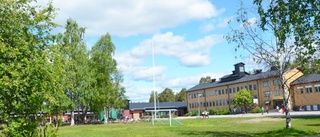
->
[129,102,187,111]
[291,74,320,85]
[187,70,280,92]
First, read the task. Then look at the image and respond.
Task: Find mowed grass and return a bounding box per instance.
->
[58,116,320,137]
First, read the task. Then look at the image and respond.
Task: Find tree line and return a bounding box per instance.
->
[0,0,126,136]
[149,88,187,102]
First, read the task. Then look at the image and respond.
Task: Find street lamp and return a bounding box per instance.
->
[197,93,202,118]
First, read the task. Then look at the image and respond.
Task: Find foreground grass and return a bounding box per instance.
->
[58,117,320,137]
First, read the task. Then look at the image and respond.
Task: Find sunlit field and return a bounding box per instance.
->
[58,117,320,137]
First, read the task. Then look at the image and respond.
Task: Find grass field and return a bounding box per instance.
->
[58,117,320,137]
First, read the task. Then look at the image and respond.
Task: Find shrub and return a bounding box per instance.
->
[252,107,262,113]
[209,108,218,115]
[58,118,63,126]
[219,108,230,115]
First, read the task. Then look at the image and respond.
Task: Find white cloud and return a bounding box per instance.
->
[115,32,223,81]
[200,16,232,33]
[130,32,224,65]
[132,66,167,81]
[159,72,225,89]
[38,0,224,37]
[241,17,258,28]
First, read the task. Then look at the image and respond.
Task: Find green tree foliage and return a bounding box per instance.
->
[90,33,126,124]
[232,88,253,113]
[158,88,175,102]
[199,76,212,84]
[254,0,320,74]
[254,0,319,64]
[149,91,158,102]
[58,19,87,126]
[0,0,58,136]
[175,88,187,102]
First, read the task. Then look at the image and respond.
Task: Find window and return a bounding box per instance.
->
[264,91,271,97]
[216,90,219,95]
[297,87,303,94]
[275,90,280,96]
[306,86,312,93]
[245,85,248,90]
[189,103,191,108]
[263,81,269,87]
[216,100,219,106]
[222,89,224,94]
[253,84,257,90]
[249,85,252,91]
[237,87,240,92]
[219,100,222,106]
[209,101,212,107]
[222,99,225,106]
[240,66,244,72]
[315,85,320,92]
[212,101,215,106]
[233,87,236,93]
[212,90,215,96]
[273,80,280,86]
[218,90,221,95]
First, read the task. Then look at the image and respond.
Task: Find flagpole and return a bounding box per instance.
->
[152,39,157,125]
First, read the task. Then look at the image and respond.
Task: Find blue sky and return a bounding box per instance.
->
[40,0,264,102]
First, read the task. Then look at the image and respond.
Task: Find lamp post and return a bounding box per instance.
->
[197,93,202,118]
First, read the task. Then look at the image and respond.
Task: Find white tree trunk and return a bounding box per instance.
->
[282,76,291,129]
[104,107,108,124]
[70,111,75,126]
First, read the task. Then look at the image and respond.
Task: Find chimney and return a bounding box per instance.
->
[271,66,279,71]
[211,79,216,83]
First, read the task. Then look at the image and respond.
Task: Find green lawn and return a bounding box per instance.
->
[57,117,320,137]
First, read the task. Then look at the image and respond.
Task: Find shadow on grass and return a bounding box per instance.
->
[306,124,320,127]
[180,128,318,137]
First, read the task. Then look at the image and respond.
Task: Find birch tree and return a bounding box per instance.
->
[226,0,319,129]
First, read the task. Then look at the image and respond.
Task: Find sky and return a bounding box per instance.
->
[39,0,265,102]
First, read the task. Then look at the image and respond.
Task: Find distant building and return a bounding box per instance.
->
[124,102,187,119]
[185,62,319,112]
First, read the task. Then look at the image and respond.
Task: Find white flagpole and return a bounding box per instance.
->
[152,39,157,125]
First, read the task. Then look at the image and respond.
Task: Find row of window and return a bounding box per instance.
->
[188,84,258,99]
[189,98,234,108]
[263,90,281,97]
[263,79,280,87]
[297,85,320,94]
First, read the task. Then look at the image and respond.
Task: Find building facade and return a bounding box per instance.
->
[291,74,320,111]
[186,62,305,112]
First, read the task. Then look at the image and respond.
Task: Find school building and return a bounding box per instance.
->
[186,62,320,112]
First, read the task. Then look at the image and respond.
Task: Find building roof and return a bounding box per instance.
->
[291,74,320,85]
[187,70,280,92]
[129,102,187,111]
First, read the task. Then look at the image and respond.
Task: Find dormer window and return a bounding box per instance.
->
[239,66,244,72]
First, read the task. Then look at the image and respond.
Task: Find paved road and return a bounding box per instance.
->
[177,111,320,119]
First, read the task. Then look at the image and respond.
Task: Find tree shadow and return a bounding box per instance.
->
[180,128,318,137]
[306,124,320,127]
